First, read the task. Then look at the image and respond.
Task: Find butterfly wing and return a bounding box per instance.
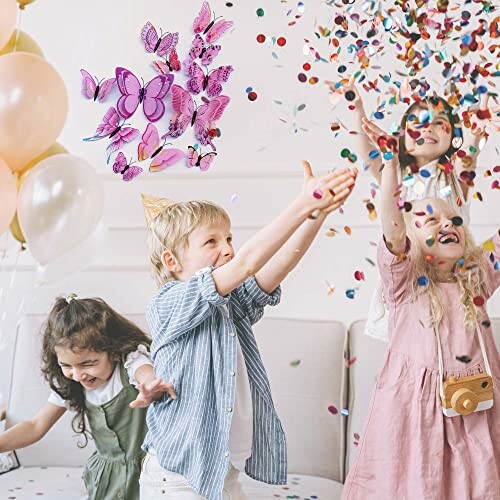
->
[106,126,140,162]
[186,146,199,167]
[97,78,116,102]
[112,152,128,173]
[186,62,206,95]
[193,1,211,33]
[152,60,169,74]
[168,48,181,72]
[137,123,160,161]
[141,22,159,53]
[156,32,179,58]
[83,107,120,141]
[205,65,233,98]
[80,69,97,100]
[116,67,141,119]
[201,44,221,65]
[164,84,195,139]
[143,74,174,122]
[188,34,205,61]
[194,95,230,150]
[198,152,217,171]
[206,19,234,43]
[122,166,143,182]
[149,148,185,172]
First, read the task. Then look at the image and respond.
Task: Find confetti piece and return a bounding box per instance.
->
[290,359,301,367]
[341,408,349,417]
[345,288,356,299]
[328,405,338,415]
[256,8,264,17]
[417,275,429,287]
[483,240,495,252]
[473,296,485,307]
[344,226,352,235]
[425,235,435,247]
[455,355,472,364]
[346,356,357,367]
[230,194,238,204]
[354,271,365,281]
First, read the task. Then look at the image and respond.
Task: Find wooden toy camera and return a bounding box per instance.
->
[441,373,494,417]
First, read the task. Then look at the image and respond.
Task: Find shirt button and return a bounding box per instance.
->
[226,407,233,413]
[224,451,230,457]
[229,331,236,337]
[229,371,236,377]
[116,492,123,498]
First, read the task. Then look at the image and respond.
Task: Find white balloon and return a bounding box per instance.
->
[17,154,104,266]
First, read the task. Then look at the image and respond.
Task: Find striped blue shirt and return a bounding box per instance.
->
[143,266,287,500]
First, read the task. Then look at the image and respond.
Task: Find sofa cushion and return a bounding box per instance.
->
[254,317,348,482]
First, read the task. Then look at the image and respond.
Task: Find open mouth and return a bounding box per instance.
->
[422,137,437,144]
[81,377,97,386]
[438,232,459,244]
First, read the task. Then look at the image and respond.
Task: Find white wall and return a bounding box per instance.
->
[0,0,498,403]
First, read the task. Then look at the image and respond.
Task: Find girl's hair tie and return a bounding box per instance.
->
[66,293,78,304]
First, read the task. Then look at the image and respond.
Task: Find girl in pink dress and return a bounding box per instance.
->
[341,113,500,500]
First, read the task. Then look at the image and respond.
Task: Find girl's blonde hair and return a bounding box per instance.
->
[146,200,230,286]
[403,213,486,328]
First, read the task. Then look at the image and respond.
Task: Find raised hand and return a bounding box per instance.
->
[361,117,399,167]
[129,377,177,409]
[301,161,357,216]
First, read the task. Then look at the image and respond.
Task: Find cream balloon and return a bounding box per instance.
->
[9,142,68,243]
[17,154,104,266]
[0,29,44,57]
[0,53,68,172]
[0,0,17,51]
[0,157,17,234]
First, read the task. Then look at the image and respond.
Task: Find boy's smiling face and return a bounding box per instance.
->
[169,220,235,281]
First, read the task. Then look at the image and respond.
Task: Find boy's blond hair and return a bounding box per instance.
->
[142,194,231,287]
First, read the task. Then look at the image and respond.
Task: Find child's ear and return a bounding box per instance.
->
[161,250,182,273]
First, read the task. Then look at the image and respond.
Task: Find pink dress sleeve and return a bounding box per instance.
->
[481,229,500,299]
[377,237,413,306]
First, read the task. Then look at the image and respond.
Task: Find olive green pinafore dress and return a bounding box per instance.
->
[83,362,147,500]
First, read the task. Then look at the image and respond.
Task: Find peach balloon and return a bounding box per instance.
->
[0,53,68,172]
[0,157,17,235]
[0,30,44,57]
[0,0,17,52]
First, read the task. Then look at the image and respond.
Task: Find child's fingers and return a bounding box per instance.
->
[321,168,351,184]
[302,160,313,179]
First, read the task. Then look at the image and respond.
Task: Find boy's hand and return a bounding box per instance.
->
[129,378,177,408]
[301,161,357,216]
[361,117,399,168]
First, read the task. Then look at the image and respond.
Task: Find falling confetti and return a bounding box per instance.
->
[290,359,301,367]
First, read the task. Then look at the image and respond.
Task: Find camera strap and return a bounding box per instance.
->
[433,321,492,400]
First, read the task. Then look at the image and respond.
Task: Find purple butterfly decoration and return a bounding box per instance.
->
[162,84,230,151]
[83,107,140,163]
[193,1,234,43]
[112,152,143,181]
[187,145,217,171]
[185,61,233,98]
[141,22,179,58]
[80,69,115,102]
[115,66,173,122]
[185,34,221,66]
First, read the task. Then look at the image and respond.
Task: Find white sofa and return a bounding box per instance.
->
[1,315,499,499]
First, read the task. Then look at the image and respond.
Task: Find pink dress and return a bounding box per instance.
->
[342,231,500,500]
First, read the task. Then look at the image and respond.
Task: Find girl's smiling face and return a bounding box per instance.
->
[55,346,117,391]
[404,105,453,166]
[409,198,466,269]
